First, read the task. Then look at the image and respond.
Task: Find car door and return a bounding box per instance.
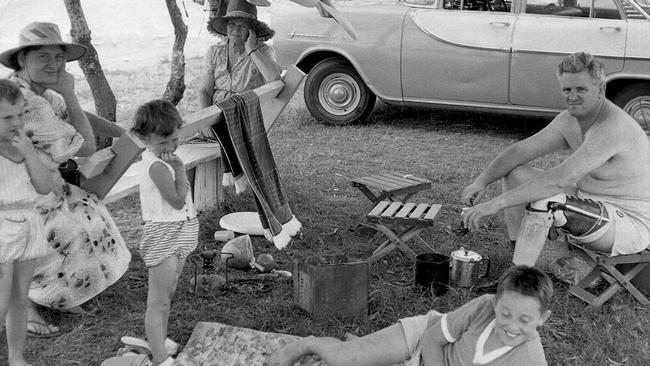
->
[401,3,516,104]
[509,0,627,108]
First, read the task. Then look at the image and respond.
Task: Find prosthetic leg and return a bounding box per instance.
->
[513,194,610,266]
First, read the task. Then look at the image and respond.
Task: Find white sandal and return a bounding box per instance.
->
[121,336,180,356]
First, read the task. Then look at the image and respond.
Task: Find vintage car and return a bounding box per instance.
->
[270,0,650,129]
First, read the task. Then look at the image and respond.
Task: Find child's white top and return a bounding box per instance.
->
[0,154,44,210]
[138,150,197,222]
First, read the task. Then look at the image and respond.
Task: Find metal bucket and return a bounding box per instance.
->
[414,253,450,296]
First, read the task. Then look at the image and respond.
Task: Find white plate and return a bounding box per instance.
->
[219,212,265,236]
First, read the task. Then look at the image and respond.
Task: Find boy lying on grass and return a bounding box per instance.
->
[268,265,553,366]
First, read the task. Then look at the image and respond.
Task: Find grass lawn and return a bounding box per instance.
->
[1,56,649,366]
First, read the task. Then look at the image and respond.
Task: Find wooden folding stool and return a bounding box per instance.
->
[349,172,432,205]
[568,245,650,307]
[363,201,441,264]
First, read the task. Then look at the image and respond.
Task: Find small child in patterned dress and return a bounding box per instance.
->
[0,79,54,366]
[131,99,199,366]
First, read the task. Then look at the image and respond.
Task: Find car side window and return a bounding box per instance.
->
[593,0,622,19]
[442,0,511,11]
[525,0,622,19]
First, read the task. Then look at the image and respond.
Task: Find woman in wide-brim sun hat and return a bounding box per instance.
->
[197,0,282,191]
[200,0,280,110]
[1,21,131,339]
[0,21,87,70]
[206,0,276,42]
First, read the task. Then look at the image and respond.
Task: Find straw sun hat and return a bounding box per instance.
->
[207,0,275,42]
[0,21,87,70]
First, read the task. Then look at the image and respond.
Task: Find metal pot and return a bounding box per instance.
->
[450,248,490,287]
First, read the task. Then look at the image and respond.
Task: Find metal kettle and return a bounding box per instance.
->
[449,248,490,287]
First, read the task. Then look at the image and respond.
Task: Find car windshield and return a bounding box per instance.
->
[632,0,650,13]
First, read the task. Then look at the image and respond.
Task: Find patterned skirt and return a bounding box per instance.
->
[139,218,199,268]
[29,183,131,310]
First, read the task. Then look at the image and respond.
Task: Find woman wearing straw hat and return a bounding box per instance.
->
[197,0,282,188]
[198,0,281,109]
[0,21,131,338]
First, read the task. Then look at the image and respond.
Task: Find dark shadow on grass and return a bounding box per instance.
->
[362,102,552,139]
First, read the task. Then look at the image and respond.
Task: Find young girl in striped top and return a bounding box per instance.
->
[0,79,53,365]
[131,99,198,366]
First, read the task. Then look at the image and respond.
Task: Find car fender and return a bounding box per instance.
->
[271,0,408,104]
[605,72,650,99]
[292,45,398,103]
[606,73,650,83]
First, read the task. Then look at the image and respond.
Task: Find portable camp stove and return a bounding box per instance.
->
[191,250,232,296]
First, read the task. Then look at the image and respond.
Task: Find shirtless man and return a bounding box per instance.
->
[460,52,650,263]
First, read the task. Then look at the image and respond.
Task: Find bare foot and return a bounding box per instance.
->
[26,302,60,337]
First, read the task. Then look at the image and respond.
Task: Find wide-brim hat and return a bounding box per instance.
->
[207,0,275,42]
[0,21,87,70]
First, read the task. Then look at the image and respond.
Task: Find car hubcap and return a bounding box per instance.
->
[624,96,650,134]
[318,73,361,116]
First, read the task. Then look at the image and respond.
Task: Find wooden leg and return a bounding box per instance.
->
[569,255,650,307]
[366,224,423,263]
[193,160,219,212]
[368,242,397,264]
[601,262,650,305]
[215,156,224,205]
[353,183,380,203]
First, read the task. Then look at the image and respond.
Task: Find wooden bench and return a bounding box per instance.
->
[79,66,305,210]
[102,143,222,211]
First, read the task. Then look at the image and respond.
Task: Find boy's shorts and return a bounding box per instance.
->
[398,310,443,366]
[0,209,46,263]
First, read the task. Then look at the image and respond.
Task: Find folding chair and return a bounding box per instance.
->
[568,244,650,307]
[362,201,441,264]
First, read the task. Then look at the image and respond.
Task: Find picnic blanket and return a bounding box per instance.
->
[173,322,326,366]
[212,91,301,249]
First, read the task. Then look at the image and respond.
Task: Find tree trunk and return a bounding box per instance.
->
[63,0,117,149]
[163,0,188,105]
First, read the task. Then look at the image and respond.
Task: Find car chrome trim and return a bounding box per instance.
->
[511,48,622,61]
[410,11,511,53]
[288,30,327,39]
[400,97,563,115]
[624,55,650,62]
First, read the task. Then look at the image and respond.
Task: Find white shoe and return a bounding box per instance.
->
[121,336,180,356]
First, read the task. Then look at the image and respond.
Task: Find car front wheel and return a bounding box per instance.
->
[612,84,650,134]
[304,58,376,126]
